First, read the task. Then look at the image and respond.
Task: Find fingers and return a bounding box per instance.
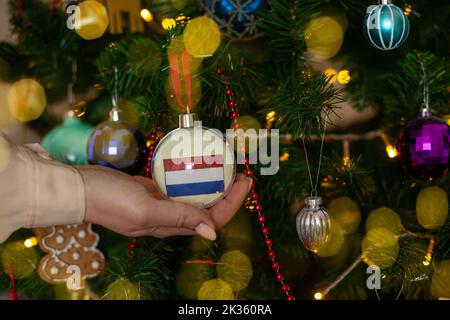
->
[148,200,217,240]
[208,173,252,229]
[130,227,197,238]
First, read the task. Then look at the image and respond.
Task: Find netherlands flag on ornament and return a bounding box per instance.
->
[164,155,225,197]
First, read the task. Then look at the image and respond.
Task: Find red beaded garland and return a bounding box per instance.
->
[219,67,294,301]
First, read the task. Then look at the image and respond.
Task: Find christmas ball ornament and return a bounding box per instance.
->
[396,112,450,180]
[363,0,409,51]
[327,197,361,235]
[1,241,38,279]
[217,250,253,291]
[8,79,47,122]
[296,196,331,253]
[366,207,403,235]
[104,277,141,300]
[42,117,93,165]
[183,16,221,58]
[152,113,236,208]
[197,279,234,300]
[87,109,147,175]
[203,0,265,40]
[416,186,448,230]
[362,228,399,269]
[431,260,450,299]
[74,0,109,40]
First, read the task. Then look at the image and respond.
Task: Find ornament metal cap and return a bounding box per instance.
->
[179,113,199,128]
[305,196,323,209]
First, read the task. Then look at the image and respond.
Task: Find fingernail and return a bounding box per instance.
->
[195,223,217,241]
[247,178,253,194]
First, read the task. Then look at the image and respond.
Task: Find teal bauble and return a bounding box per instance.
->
[42,117,93,165]
[363,1,409,51]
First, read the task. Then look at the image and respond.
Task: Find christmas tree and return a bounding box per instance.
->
[0,0,449,300]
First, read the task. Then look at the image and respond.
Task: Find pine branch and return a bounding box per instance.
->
[100,239,173,300]
[261,67,343,138]
[383,51,450,135]
[322,153,376,205]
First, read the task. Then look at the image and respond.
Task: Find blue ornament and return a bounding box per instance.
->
[87,110,146,175]
[203,0,265,40]
[363,1,409,51]
[42,117,93,165]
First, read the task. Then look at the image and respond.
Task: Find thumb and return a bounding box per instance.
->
[154,200,217,241]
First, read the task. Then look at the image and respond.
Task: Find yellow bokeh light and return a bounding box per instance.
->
[75,0,109,40]
[324,68,337,83]
[24,237,38,248]
[8,79,47,122]
[337,70,351,85]
[443,115,450,126]
[162,17,176,30]
[140,9,153,22]
[183,16,221,58]
[1,241,38,279]
[314,292,323,300]
[386,145,398,158]
[304,16,344,60]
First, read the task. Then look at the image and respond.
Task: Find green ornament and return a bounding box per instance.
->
[42,118,93,165]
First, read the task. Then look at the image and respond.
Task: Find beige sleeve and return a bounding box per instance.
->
[0,133,86,243]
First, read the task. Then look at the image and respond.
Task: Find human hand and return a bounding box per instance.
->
[77,166,253,241]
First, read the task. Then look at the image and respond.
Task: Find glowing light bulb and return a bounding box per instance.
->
[24,237,37,248]
[382,19,392,30]
[386,146,398,158]
[280,152,290,162]
[324,68,337,83]
[140,9,153,22]
[404,4,412,16]
[162,17,176,30]
[266,111,276,122]
[314,292,323,300]
[337,70,351,85]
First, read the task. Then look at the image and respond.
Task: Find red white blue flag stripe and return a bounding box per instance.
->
[164,155,225,197]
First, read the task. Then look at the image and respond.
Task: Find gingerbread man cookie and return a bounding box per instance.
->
[36,224,105,286]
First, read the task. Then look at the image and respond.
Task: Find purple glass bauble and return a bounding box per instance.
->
[396,115,450,180]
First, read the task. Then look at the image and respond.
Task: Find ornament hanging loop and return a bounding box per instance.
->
[112,67,120,110]
[419,59,430,117]
[379,0,390,5]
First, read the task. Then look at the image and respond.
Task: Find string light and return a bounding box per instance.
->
[404,4,412,16]
[337,70,351,85]
[280,152,290,162]
[140,9,153,22]
[266,111,276,128]
[380,132,398,159]
[423,238,435,266]
[386,145,398,158]
[314,292,323,300]
[324,68,338,84]
[23,237,37,248]
[162,17,176,30]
